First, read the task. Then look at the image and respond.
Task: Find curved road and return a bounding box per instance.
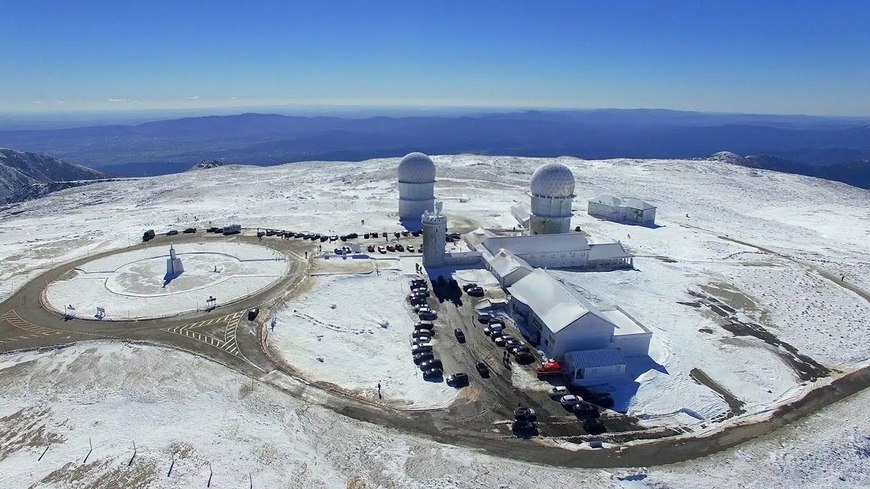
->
[2,232,870,469]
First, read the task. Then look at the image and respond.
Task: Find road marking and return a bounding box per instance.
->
[162,311,244,357]
[0,311,60,343]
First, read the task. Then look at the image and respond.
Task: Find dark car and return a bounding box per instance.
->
[411,344,433,355]
[511,419,537,436]
[166,229,179,236]
[422,368,443,380]
[514,406,537,422]
[454,329,466,343]
[364,233,370,239]
[395,243,405,252]
[266,229,276,236]
[247,308,259,321]
[393,232,401,239]
[206,227,219,233]
[257,231,266,238]
[418,311,437,321]
[413,352,434,364]
[475,362,490,377]
[142,229,156,242]
[508,345,531,355]
[572,401,600,418]
[446,372,468,387]
[412,329,432,338]
[514,351,535,364]
[583,417,606,435]
[401,231,410,237]
[183,227,196,234]
[461,283,478,292]
[319,235,329,242]
[466,286,485,297]
[420,359,443,370]
[410,296,428,306]
[477,313,492,324]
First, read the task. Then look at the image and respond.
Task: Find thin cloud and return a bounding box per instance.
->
[106,98,136,103]
[185,96,200,100]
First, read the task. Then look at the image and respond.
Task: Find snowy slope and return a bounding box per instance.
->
[0,342,868,488]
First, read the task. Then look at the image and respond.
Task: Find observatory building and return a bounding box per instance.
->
[513,162,576,235]
[588,195,657,226]
[397,152,436,223]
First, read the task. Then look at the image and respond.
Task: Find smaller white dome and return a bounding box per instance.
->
[397,152,436,183]
[530,162,575,198]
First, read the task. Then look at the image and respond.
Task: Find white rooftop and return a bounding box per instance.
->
[485,249,534,278]
[507,269,595,333]
[481,233,590,256]
[587,242,632,261]
[598,308,649,336]
[621,197,656,210]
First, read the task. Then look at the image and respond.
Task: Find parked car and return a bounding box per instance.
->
[423,368,443,380]
[420,359,443,371]
[413,352,434,364]
[334,247,344,255]
[377,246,387,254]
[466,286,485,297]
[514,351,535,364]
[572,401,600,418]
[411,230,422,236]
[454,329,466,343]
[247,308,259,321]
[461,283,478,292]
[410,279,427,288]
[414,304,432,313]
[406,244,415,252]
[410,296,428,306]
[513,406,537,422]
[142,229,156,242]
[446,372,469,387]
[183,227,196,234]
[495,335,513,347]
[549,386,570,400]
[386,245,395,252]
[414,322,433,330]
[266,229,276,236]
[508,345,531,355]
[319,235,328,242]
[477,313,492,324]
[475,362,490,377]
[393,232,401,239]
[412,336,431,345]
[367,245,375,252]
[560,394,582,409]
[511,419,537,436]
[395,243,405,252]
[583,417,606,435]
[504,339,522,349]
[364,233,370,239]
[486,326,504,338]
[401,231,410,237]
[418,311,437,321]
[411,344,433,355]
[412,329,432,338]
[488,318,505,326]
[166,229,179,236]
[329,235,338,241]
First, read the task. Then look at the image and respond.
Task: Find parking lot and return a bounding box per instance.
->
[404,274,642,439]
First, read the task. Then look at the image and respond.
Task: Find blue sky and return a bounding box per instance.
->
[2,0,869,115]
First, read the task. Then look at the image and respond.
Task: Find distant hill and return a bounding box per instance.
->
[0,110,868,187]
[187,159,226,171]
[707,151,870,189]
[0,148,105,203]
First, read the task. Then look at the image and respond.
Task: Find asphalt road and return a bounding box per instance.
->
[3,231,870,470]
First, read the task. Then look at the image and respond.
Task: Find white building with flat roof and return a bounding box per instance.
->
[474,233,633,270]
[588,195,657,226]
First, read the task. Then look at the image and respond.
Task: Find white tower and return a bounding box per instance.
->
[397,152,436,223]
[529,162,575,235]
[421,201,447,268]
[166,245,184,277]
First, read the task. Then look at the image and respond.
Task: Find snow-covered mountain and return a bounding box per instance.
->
[0,148,104,203]
[187,159,226,171]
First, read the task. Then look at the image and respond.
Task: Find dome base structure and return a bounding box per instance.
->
[397,152,436,221]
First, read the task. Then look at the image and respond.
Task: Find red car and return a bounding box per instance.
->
[386,245,396,252]
[367,245,375,252]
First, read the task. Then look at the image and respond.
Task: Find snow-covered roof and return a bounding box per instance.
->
[563,348,626,369]
[599,308,648,336]
[510,203,531,226]
[589,195,622,206]
[463,227,496,250]
[621,198,655,210]
[530,162,575,198]
[481,233,590,256]
[587,242,632,261]
[397,152,436,183]
[485,249,533,279]
[508,269,594,333]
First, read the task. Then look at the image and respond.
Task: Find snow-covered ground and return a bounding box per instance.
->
[1,342,868,488]
[0,154,868,480]
[43,241,289,320]
[268,268,458,408]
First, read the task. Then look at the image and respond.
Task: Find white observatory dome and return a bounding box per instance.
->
[397,152,436,183]
[530,162,575,198]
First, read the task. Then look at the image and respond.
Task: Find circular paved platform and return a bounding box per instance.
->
[44,242,290,321]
